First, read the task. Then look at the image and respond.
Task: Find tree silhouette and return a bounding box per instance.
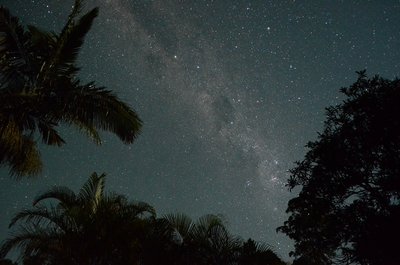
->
[0,172,155,265]
[161,213,241,264]
[1,173,286,265]
[157,213,286,265]
[0,0,142,177]
[278,71,400,265]
[238,239,286,265]
[0,259,16,265]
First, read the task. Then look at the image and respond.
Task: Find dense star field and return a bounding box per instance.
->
[1,0,399,260]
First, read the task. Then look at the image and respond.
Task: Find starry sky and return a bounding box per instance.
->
[1,0,400,260]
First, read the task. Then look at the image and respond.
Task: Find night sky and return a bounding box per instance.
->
[1,0,400,260]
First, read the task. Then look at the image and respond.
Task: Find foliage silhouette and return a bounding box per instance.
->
[143,213,286,265]
[1,173,286,265]
[278,71,400,265]
[0,259,16,265]
[238,239,286,265]
[0,172,155,265]
[161,213,242,264]
[0,0,142,177]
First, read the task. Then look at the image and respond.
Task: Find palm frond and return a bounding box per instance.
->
[69,118,102,145]
[27,25,57,65]
[0,120,42,177]
[253,240,273,253]
[163,213,194,241]
[9,207,72,232]
[33,186,77,207]
[38,121,65,146]
[0,91,38,130]
[239,239,285,265]
[0,6,30,83]
[192,214,233,249]
[8,139,41,178]
[124,201,156,219]
[58,0,84,39]
[36,0,84,81]
[0,225,59,259]
[0,119,26,154]
[59,83,142,143]
[194,214,225,235]
[78,172,106,208]
[41,7,98,82]
[208,225,238,247]
[57,7,98,70]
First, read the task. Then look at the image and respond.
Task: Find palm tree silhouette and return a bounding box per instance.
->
[0,172,155,265]
[238,239,286,265]
[0,174,286,265]
[159,213,286,265]
[160,213,241,264]
[0,0,142,177]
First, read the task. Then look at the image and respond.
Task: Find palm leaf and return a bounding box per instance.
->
[253,240,273,253]
[38,121,65,146]
[0,225,59,259]
[9,207,73,233]
[33,186,77,207]
[239,239,285,265]
[163,213,194,242]
[27,25,57,68]
[192,214,225,238]
[36,0,84,81]
[40,7,98,82]
[57,7,98,70]
[192,214,235,250]
[8,137,42,178]
[0,91,38,133]
[78,172,106,209]
[58,0,84,39]
[124,201,156,219]
[69,118,102,144]
[0,6,29,86]
[0,120,42,177]
[58,83,142,143]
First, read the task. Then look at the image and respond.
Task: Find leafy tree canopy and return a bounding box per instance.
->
[278,71,400,265]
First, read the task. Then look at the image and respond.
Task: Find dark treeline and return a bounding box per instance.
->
[0,173,285,265]
[1,0,400,264]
